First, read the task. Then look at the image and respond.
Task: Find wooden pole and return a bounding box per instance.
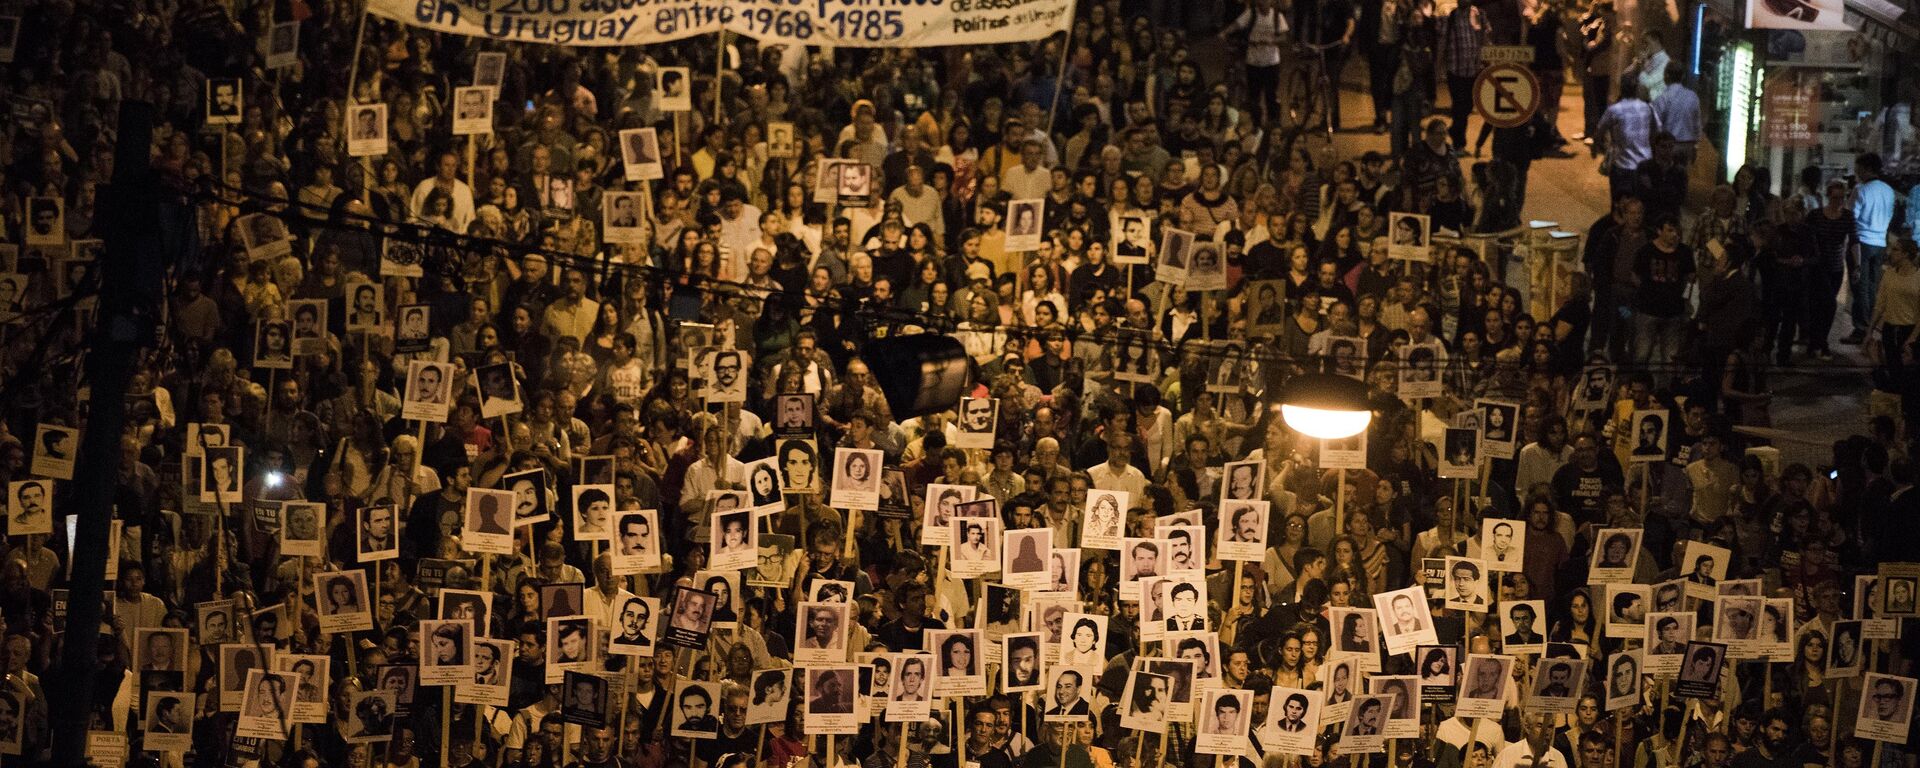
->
[1762,659,1773,711]
[441,687,452,768]
[1043,7,1076,134]
[1232,560,1245,617]
[712,32,727,125]
[1334,467,1346,536]
[1831,676,1843,757]
[1613,706,1625,768]
[264,368,277,443]
[673,113,685,172]
[1638,462,1649,522]
[1674,699,1691,765]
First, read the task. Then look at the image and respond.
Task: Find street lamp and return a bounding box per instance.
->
[1278,373,1371,440]
[1279,373,1372,537]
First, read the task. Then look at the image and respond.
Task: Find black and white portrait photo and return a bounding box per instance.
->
[560,671,609,728]
[345,279,385,333]
[263,21,298,69]
[669,681,721,737]
[254,319,293,370]
[1631,409,1670,461]
[401,360,454,423]
[29,423,76,480]
[199,445,244,503]
[766,121,797,159]
[804,666,859,734]
[1119,668,1172,732]
[470,51,507,89]
[1439,427,1479,478]
[607,594,657,656]
[953,396,998,449]
[829,447,883,511]
[1857,673,1916,742]
[619,127,664,181]
[1004,199,1045,251]
[347,104,389,157]
[602,191,646,244]
[1156,227,1194,285]
[664,586,717,648]
[1112,213,1153,265]
[451,85,493,135]
[614,509,662,574]
[656,67,691,112]
[1080,489,1128,551]
[473,362,522,418]
[314,570,373,634]
[836,162,874,206]
[1185,240,1227,291]
[393,303,432,349]
[777,438,819,494]
[1591,528,1644,582]
[206,78,242,125]
[1387,211,1431,261]
[7,479,50,536]
[929,629,984,698]
[1374,586,1438,655]
[1675,642,1726,699]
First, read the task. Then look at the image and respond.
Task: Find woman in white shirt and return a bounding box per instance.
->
[1020,264,1066,327]
[954,293,1007,365]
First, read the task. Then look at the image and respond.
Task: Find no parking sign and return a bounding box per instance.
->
[1473,63,1542,129]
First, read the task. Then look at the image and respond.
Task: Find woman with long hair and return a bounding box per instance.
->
[1271,629,1308,688]
[583,301,625,365]
[1549,587,1597,648]
[937,120,979,204]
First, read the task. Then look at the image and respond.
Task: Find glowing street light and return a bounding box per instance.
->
[1278,373,1371,440]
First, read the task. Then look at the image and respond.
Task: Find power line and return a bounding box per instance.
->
[190,180,1884,379]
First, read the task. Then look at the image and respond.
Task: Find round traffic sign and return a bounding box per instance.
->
[1471,63,1542,130]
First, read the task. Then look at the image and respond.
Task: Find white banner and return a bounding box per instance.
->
[369,0,1072,47]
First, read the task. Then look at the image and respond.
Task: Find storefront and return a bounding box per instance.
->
[1702,0,1916,192]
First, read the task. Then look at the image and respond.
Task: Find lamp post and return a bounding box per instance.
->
[1279,374,1372,536]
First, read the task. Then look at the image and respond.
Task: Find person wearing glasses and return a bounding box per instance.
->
[1871,678,1910,722]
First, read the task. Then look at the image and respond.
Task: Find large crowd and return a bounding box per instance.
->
[0,0,1916,766]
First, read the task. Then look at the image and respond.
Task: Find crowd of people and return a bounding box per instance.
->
[0,0,1916,766]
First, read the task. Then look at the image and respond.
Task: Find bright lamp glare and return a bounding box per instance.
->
[265,472,285,488]
[1280,404,1371,440]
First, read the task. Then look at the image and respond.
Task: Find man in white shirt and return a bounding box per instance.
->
[1491,713,1570,768]
[716,193,763,276]
[114,563,168,636]
[888,164,945,242]
[1087,441,1149,501]
[678,422,748,544]
[1514,418,1572,497]
[409,152,476,231]
[1684,433,1739,530]
[999,139,1052,201]
[542,269,600,345]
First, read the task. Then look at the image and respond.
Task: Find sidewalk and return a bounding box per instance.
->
[1321,76,1610,231]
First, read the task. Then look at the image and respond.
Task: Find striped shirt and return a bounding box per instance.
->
[1441,6,1486,77]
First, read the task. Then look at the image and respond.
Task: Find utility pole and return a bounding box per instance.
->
[52,99,168,767]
